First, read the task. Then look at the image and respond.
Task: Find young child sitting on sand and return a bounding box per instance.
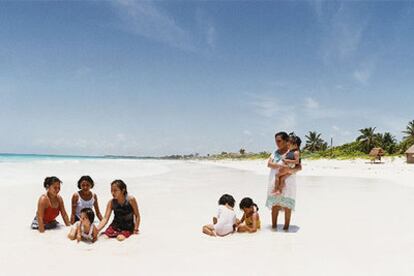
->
[97,180,141,241]
[202,194,237,237]
[31,176,70,232]
[68,207,98,243]
[273,134,302,195]
[236,197,261,233]
[70,175,103,224]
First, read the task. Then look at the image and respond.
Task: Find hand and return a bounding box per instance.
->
[134,228,139,234]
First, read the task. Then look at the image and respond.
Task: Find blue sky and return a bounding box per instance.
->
[1,0,413,156]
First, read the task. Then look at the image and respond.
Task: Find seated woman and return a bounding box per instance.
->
[31,176,70,232]
[97,179,141,241]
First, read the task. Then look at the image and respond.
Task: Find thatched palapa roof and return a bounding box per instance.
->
[405,145,414,154]
[369,147,385,156]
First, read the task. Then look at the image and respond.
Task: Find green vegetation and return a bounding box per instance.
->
[191,120,414,161]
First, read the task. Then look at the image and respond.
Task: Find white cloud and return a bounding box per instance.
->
[319,2,368,64]
[243,130,252,136]
[112,0,195,51]
[206,23,216,49]
[74,66,91,78]
[353,59,376,85]
[304,97,320,109]
[353,68,371,85]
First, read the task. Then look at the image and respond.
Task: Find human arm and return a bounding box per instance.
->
[283,151,300,165]
[93,194,103,221]
[238,213,246,225]
[58,195,70,226]
[248,213,259,233]
[97,200,112,232]
[288,163,302,174]
[76,222,82,242]
[92,225,98,242]
[129,196,141,234]
[36,196,47,233]
[70,193,78,225]
[268,154,288,169]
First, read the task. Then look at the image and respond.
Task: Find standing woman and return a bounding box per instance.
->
[265,132,301,231]
[97,179,141,241]
[31,176,70,232]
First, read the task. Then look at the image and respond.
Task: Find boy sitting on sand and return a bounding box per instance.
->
[202,194,237,237]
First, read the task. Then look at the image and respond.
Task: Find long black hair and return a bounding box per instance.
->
[111,179,128,195]
[239,197,259,211]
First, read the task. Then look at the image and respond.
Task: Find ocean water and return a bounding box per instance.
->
[0,153,151,163]
[0,153,98,162]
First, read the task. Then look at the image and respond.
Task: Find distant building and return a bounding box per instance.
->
[405,145,414,164]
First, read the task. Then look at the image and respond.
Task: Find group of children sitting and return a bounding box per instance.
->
[202,194,261,237]
[31,175,141,242]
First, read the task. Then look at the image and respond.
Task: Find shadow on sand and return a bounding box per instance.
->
[266,224,300,233]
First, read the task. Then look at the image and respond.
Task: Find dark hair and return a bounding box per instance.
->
[43,176,62,189]
[111,179,128,195]
[80,207,95,224]
[77,175,94,189]
[275,131,289,141]
[239,197,259,211]
[289,133,302,148]
[218,194,235,208]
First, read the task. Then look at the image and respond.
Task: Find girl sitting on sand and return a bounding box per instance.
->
[70,175,103,224]
[202,194,237,237]
[97,180,141,241]
[236,197,261,233]
[273,134,302,195]
[68,207,98,243]
[31,176,70,232]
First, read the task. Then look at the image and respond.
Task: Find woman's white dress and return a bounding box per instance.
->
[265,150,297,210]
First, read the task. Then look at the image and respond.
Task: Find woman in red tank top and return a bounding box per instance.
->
[31,176,70,232]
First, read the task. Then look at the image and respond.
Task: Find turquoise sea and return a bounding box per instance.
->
[0,153,152,162]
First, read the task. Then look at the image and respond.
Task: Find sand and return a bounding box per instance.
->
[1,157,413,276]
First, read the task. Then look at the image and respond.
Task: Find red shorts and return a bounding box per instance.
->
[104,226,132,238]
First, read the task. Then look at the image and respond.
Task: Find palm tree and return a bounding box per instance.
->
[304,131,327,152]
[356,127,377,153]
[399,120,414,153]
[377,132,397,154]
[402,120,414,142]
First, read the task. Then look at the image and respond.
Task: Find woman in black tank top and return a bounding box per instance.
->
[111,197,134,232]
[97,180,141,241]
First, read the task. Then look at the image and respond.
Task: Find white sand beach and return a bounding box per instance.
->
[1,158,414,276]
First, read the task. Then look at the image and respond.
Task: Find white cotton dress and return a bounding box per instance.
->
[265,150,297,210]
[213,205,237,236]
